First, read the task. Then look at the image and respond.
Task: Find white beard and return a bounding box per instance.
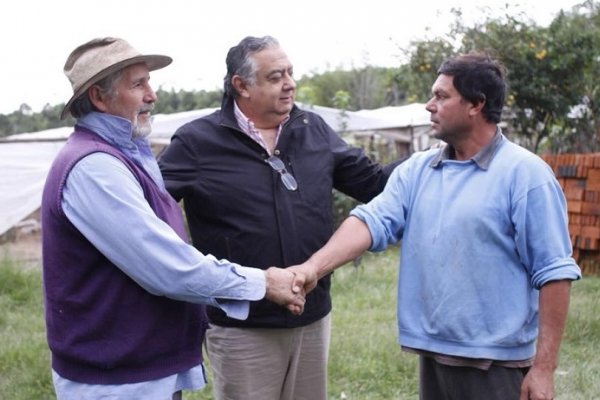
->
[132,122,152,138]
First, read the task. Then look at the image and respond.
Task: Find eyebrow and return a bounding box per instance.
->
[432,87,450,96]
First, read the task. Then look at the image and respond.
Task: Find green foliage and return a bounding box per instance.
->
[453,3,600,153]
[542,2,600,153]
[295,66,407,111]
[0,103,73,138]
[0,88,223,138]
[403,39,456,102]
[296,84,319,106]
[331,128,401,229]
[154,87,223,115]
[332,189,359,229]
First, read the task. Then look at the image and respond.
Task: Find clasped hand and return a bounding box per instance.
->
[264,263,319,315]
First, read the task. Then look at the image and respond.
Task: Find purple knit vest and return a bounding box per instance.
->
[41,127,207,384]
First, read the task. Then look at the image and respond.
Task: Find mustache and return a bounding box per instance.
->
[139,105,154,114]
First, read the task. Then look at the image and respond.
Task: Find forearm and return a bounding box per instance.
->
[307,216,372,279]
[533,279,572,371]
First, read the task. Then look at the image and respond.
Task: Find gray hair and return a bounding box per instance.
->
[223,35,280,97]
[69,69,124,118]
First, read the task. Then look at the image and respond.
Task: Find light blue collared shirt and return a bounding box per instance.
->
[53,112,267,399]
[351,130,581,361]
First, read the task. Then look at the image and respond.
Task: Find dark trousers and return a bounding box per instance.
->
[419,355,529,400]
[172,391,182,400]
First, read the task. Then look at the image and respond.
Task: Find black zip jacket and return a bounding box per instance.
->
[158,96,402,328]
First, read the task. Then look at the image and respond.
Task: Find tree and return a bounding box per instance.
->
[403,39,456,103]
[296,85,319,106]
[457,2,599,152]
[0,114,11,138]
[544,1,600,153]
[296,66,406,110]
[332,90,351,132]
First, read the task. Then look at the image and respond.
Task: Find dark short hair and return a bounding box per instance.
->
[223,36,280,97]
[437,52,507,123]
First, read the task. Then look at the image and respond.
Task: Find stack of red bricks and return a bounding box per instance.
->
[542,153,600,276]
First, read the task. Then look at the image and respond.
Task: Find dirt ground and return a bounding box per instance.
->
[0,230,42,270]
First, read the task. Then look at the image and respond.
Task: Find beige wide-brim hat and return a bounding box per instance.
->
[60,37,172,120]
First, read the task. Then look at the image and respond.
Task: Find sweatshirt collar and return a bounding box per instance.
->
[430,127,504,170]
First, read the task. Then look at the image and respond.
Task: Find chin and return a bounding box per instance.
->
[133,124,152,139]
[432,131,446,141]
[278,104,293,114]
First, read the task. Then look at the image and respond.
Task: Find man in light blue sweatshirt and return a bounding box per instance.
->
[290,52,581,400]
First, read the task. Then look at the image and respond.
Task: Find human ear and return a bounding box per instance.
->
[88,85,110,113]
[232,75,250,99]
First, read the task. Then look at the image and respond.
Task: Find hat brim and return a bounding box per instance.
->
[60,54,172,120]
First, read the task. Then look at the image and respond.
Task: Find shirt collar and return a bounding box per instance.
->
[77,112,138,150]
[76,112,165,189]
[233,101,252,135]
[233,100,290,155]
[430,127,504,170]
[233,101,290,133]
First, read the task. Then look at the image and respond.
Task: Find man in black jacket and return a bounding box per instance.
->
[158,35,403,400]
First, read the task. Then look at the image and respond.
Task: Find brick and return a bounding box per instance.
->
[581,202,600,215]
[580,237,600,250]
[582,226,600,239]
[569,224,581,236]
[587,180,600,191]
[568,201,583,213]
[587,168,600,182]
[566,187,585,201]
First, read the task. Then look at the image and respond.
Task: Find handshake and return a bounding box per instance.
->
[263,262,320,315]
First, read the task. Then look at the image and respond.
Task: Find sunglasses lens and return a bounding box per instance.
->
[266,156,298,191]
[281,173,298,191]
[267,156,285,171]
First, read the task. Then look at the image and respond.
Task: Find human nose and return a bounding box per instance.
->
[145,85,158,103]
[284,74,296,90]
[425,97,435,113]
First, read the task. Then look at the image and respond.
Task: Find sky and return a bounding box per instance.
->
[1,0,583,115]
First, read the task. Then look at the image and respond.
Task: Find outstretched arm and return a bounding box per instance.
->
[289,216,372,293]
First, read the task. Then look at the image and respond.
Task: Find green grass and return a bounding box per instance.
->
[1,250,599,399]
[326,249,417,400]
[554,271,600,400]
[0,257,54,399]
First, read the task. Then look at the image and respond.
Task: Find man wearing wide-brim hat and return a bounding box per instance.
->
[41,37,307,400]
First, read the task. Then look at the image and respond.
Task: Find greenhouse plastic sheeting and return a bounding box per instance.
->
[0,110,209,237]
[0,140,66,236]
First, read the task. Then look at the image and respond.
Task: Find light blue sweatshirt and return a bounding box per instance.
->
[351,132,581,361]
